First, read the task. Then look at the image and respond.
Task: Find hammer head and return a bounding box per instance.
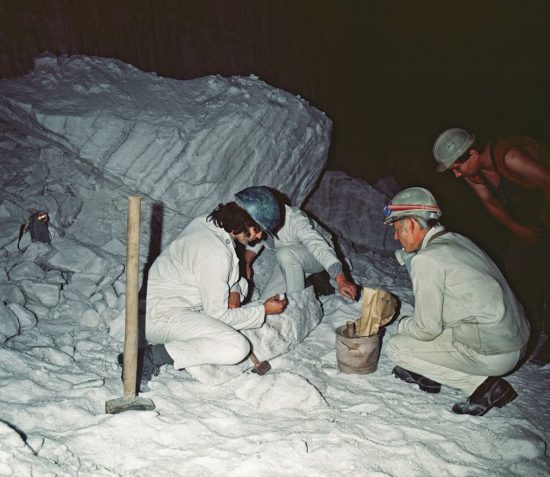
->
[251,360,271,375]
[105,396,156,414]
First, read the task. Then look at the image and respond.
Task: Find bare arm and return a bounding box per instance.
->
[244,249,257,280]
[504,146,550,201]
[464,177,542,243]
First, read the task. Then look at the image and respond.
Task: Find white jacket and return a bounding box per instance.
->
[398,226,530,355]
[146,216,265,330]
[248,205,341,272]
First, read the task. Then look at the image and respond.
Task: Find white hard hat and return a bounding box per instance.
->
[433,128,475,172]
[383,187,442,225]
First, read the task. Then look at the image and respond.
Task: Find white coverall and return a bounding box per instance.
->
[145,216,265,370]
[248,205,343,299]
[386,226,530,394]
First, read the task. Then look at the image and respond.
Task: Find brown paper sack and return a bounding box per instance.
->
[355,287,397,337]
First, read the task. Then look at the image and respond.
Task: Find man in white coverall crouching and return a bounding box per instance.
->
[383,187,530,416]
[244,200,357,301]
[139,186,288,391]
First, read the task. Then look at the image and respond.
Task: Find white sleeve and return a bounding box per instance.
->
[289,209,340,271]
[230,281,241,294]
[397,254,444,340]
[231,277,249,301]
[196,256,265,330]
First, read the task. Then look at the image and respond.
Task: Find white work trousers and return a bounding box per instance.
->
[386,328,521,395]
[260,244,324,300]
[146,309,250,370]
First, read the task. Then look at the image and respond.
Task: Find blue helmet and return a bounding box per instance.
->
[234,186,282,235]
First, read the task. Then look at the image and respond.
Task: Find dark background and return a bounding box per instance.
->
[1,0,549,259]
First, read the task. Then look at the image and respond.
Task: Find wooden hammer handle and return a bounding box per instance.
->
[249,352,260,366]
[123,196,142,400]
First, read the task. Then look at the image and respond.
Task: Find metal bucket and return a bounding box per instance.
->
[335,325,381,374]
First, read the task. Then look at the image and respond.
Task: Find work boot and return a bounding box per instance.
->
[138,345,161,393]
[119,344,174,393]
[305,271,335,296]
[452,377,518,416]
[392,366,442,393]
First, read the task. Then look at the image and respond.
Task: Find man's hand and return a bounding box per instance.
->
[228,291,241,309]
[263,295,288,315]
[335,274,358,300]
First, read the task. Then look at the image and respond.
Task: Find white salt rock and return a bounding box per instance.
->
[0,283,26,305]
[0,305,20,341]
[6,303,37,331]
[19,280,60,307]
[8,261,46,281]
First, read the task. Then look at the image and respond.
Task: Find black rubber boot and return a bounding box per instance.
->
[119,344,174,393]
[138,344,174,392]
[392,366,442,393]
[452,377,518,416]
[151,343,174,366]
[137,345,160,392]
[305,271,335,296]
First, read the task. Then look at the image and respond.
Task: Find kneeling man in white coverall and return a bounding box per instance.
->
[139,186,288,391]
[383,187,530,416]
[244,200,357,301]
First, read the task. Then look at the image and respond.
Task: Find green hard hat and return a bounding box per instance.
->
[383,187,442,224]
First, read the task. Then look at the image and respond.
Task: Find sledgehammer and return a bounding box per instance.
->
[105,196,155,414]
[250,351,271,375]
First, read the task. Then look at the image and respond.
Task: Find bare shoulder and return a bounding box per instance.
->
[503,145,540,168]
[504,145,550,186]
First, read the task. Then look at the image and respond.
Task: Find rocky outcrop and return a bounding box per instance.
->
[305,171,401,253]
[0,54,332,215]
